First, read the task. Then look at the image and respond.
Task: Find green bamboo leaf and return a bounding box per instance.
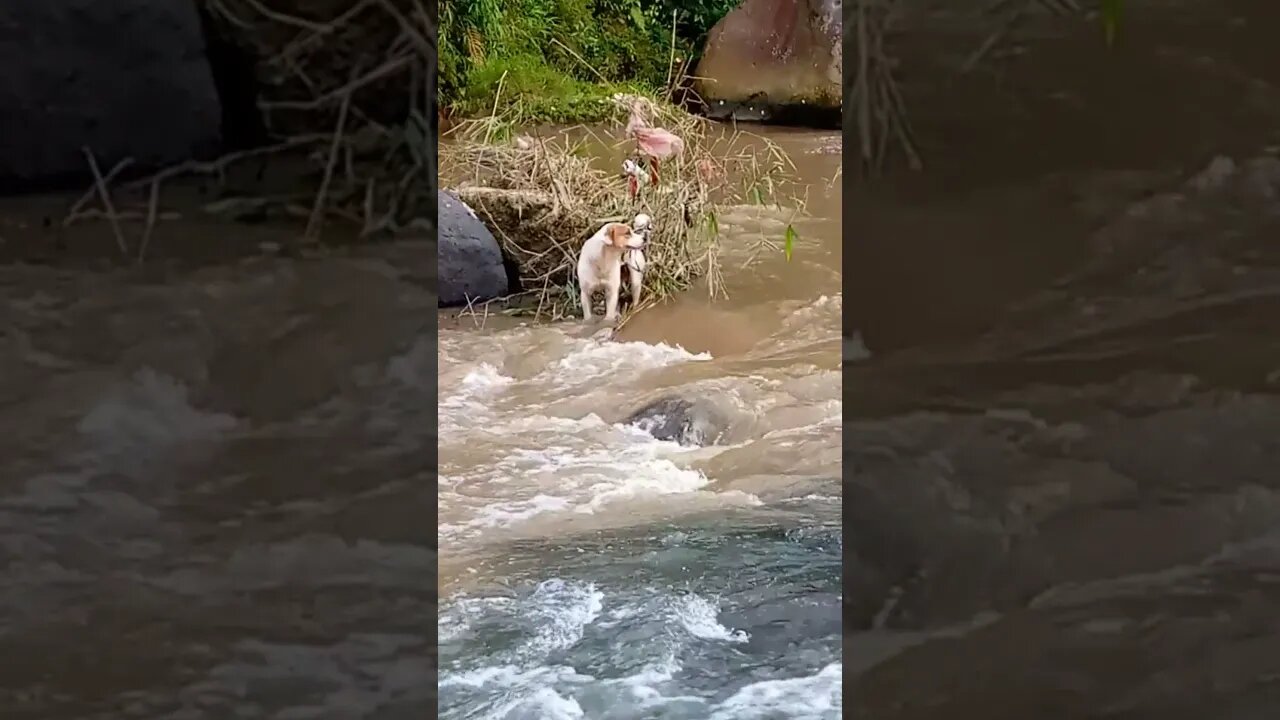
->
[706,210,719,236]
[629,6,645,29]
[1101,0,1122,48]
[784,224,797,262]
[751,185,764,205]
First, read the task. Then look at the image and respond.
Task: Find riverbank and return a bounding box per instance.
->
[437,96,810,318]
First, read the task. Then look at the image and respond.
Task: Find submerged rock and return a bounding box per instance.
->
[438,190,509,307]
[0,1,222,192]
[624,397,728,446]
[693,0,840,126]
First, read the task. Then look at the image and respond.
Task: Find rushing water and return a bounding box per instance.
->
[846,4,1280,717]
[438,127,842,717]
[0,243,435,717]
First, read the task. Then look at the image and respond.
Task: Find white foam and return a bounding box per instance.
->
[464,494,572,529]
[440,585,840,717]
[709,663,843,719]
[598,655,710,710]
[437,596,518,645]
[383,336,432,389]
[515,687,585,719]
[439,663,589,690]
[439,417,713,540]
[573,458,710,513]
[673,594,750,643]
[77,368,236,467]
[439,362,513,433]
[441,362,513,405]
[524,579,605,657]
[783,294,842,324]
[439,664,592,720]
[845,332,870,361]
[544,339,710,388]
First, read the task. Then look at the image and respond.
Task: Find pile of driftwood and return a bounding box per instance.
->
[65,0,436,259]
[440,95,801,320]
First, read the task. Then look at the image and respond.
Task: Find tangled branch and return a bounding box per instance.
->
[65,0,439,258]
[847,0,919,175]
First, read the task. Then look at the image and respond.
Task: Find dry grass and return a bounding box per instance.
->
[441,93,804,321]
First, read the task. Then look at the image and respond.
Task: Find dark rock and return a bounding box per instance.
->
[693,0,840,127]
[0,1,222,193]
[623,397,728,446]
[438,190,509,307]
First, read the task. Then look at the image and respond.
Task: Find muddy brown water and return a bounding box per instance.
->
[438,126,842,716]
[0,157,437,717]
[847,2,1280,718]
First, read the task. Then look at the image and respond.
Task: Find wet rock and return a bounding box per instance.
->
[438,190,509,307]
[0,2,221,192]
[693,0,840,125]
[624,397,727,446]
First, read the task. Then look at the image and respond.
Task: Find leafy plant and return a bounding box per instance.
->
[440,0,738,123]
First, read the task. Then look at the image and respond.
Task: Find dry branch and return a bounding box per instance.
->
[848,0,920,174]
[440,95,803,320]
[63,0,437,253]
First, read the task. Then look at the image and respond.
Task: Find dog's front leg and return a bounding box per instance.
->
[580,285,594,321]
[604,280,621,323]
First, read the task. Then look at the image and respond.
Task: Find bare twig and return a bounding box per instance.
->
[305,76,355,242]
[81,147,129,256]
[850,0,920,173]
[138,180,161,262]
[124,135,329,190]
[65,0,438,256]
[259,54,412,112]
[238,0,329,33]
[64,157,133,224]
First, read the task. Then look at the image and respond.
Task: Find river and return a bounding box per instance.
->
[438,127,843,717]
[0,237,435,717]
[846,2,1280,717]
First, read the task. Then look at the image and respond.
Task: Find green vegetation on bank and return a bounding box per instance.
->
[440,0,738,122]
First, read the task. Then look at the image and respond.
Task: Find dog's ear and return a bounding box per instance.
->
[606,223,631,247]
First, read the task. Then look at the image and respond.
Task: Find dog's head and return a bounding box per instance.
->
[605,222,646,249]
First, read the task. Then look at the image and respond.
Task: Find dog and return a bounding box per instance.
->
[625,213,651,305]
[576,220,647,323]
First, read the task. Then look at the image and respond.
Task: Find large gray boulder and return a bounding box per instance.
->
[0,1,222,192]
[623,397,729,446]
[438,190,509,307]
[693,0,840,126]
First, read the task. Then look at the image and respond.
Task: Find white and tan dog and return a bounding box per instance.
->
[577,219,647,323]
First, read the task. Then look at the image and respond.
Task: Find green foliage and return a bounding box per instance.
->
[440,0,739,122]
[463,55,615,122]
[646,0,740,47]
